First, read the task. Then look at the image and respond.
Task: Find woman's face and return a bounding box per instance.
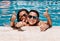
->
[27,12,38,25]
[19,11,28,22]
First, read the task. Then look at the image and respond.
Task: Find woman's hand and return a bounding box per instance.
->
[15,21,26,27]
[10,12,16,22]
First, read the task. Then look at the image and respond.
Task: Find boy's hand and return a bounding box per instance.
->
[40,23,49,31]
[39,21,49,31]
[44,8,50,18]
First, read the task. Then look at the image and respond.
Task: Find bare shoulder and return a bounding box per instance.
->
[37,21,42,26]
[39,21,44,23]
[37,21,47,26]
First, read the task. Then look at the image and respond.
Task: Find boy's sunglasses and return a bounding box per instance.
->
[28,15,38,19]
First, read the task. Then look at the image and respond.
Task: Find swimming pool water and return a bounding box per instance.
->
[0,0,60,26]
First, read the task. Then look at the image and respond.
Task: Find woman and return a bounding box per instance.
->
[10,9,29,30]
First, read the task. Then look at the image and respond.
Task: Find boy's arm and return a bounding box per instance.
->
[44,8,52,27]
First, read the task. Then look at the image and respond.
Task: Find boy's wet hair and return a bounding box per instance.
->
[17,9,29,22]
[29,10,39,17]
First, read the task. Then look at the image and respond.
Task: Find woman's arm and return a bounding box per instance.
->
[10,12,16,27]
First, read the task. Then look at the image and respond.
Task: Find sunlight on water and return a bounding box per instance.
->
[0,0,60,26]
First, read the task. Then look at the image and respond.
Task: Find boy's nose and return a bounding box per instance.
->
[31,17,34,19]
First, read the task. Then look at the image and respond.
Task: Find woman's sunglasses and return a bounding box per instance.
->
[20,14,27,17]
[23,14,27,17]
[19,14,27,19]
[28,15,38,19]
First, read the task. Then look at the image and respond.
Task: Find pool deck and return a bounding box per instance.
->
[0,26,60,41]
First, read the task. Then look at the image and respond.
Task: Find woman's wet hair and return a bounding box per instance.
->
[17,9,29,22]
[29,10,39,18]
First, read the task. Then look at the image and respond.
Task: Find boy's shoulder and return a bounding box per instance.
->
[37,20,47,26]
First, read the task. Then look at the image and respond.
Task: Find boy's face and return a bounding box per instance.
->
[27,12,38,25]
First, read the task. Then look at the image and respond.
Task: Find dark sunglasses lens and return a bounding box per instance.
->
[23,14,27,16]
[28,15,32,18]
[29,15,37,19]
[33,16,37,19]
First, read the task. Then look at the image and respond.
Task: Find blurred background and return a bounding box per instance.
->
[0,0,60,26]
